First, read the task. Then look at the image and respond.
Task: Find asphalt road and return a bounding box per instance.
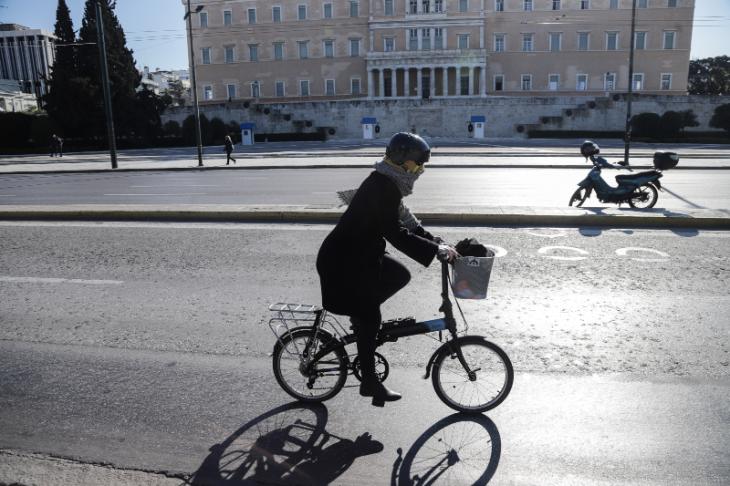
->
[1,167,729,210]
[1,222,728,484]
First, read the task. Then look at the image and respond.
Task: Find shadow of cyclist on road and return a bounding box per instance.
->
[187,402,383,485]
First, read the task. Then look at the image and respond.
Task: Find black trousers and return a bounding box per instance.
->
[350,254,410,380]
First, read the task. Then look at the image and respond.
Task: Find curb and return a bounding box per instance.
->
[1,206,728,229]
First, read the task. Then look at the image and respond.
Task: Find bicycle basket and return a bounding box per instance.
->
[450,250,495,300]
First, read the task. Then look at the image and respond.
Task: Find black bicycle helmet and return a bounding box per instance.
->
[580,140,600,158]
[385,132,431,166]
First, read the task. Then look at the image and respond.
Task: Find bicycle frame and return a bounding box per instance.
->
[304,260,479,381]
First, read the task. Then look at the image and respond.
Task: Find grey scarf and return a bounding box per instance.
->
[374,160,421,197]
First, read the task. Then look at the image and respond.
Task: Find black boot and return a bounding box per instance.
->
[359,378,402,407]
[352,315,402,407]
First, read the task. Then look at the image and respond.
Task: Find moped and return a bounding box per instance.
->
[569,141,678,209]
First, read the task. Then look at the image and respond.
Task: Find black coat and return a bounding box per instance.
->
[316,171,438,316]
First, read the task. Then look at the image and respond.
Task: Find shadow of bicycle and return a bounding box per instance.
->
[391,413,501,486]
[186,402,383,486]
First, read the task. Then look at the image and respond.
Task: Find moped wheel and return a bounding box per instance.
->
[432,336,513,413]
[628,184,658,209]
[272,328,348,403]
[569,187,589,207]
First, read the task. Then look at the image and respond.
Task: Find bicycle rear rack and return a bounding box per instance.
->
[268,303,349,356]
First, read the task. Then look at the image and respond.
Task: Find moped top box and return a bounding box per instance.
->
[653,151,679,171]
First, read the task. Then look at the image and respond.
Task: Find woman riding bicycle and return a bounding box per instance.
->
[316,132,458,407]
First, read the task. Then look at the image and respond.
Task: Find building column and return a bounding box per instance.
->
[442,67,449,97]
[469,66,475,96]
[456,66,462,96]
[429,66,436,98]
[404,68,411,97]
[390,68,397,98]
[416,67,422,99]
[378,69,385,99]
[368,69,374,99]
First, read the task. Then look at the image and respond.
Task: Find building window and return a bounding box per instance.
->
[251,81,260,98]
[351,78,361,95]
[201,47,211,64]
[632,32,646,50]
[552,0,561,10]
[633,73,644,90]
[324,39,335,58]
[434,28,444,49]
[224,10,233,26]
[409,29,418,50]
[300,79,310,96]
[663,31,676,49]
[668,0,677,7]
[204,85,213,100]
[521,74,532,91]
[459,0,468,13]
[580,0,589,9]
[549,74,560,90]
[522,34,533,52]
[324,3,333,18]
[605,72,616,91]
[549,32,561,52]
[493,74,504,91]
[273,6,282,22]
[298,5,307,20]
[249,44,258,62]
[458,34,470,49]
[325,79,336,96]
[494,34,505,52]
[578,32,589,51]
[224,46,235,63]
[385,0,394,15]
[199,12,208,28]
[422,29,431,50]
[384,37,394,52]
[422,0,431,13]
[276,81,285,97]
[350,38,361,56]
[460,70,469,94]
[298,41,309,59]
[606,32,618,50]
[495,0,504,11]
[661,73,672,90]
[227,84,236,100]
[409,0,418,14]
[638,0,647,7]
[576,74,588,91]
[610,0,619,8]
[524,0,533,11]
[274,42,284,60]
[435,0,444,12]
[350,1,359,17]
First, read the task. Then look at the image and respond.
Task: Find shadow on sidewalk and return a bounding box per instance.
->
[391,413,501,486]
[185,402,382,485]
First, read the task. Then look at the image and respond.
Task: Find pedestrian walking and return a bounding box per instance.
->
[56,135,63,157]
[49,134,58,157]
[224,134,236,165]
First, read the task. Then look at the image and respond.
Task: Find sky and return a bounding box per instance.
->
[0,0,728,71]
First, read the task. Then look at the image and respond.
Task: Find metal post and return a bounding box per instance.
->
[186,0,204,167]
[624,0,637,165]
[95,0,117,169]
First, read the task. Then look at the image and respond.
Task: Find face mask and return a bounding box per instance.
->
[407,164,424,175]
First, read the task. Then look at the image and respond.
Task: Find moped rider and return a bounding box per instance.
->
[316,132,459,407]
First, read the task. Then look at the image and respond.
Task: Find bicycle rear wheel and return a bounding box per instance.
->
[431,336,513,413]
[272,328,348,403]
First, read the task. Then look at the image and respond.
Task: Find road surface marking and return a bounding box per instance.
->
[129,185,219,188]
[0,194,16,197]
[103,193,207,196]
[485,245,508,258]
[538,246,589,261]
[525,229,566,238]
[615,247,670,262]
[0,276,123,285]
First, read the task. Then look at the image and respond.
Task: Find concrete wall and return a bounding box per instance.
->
[162,94,727,139]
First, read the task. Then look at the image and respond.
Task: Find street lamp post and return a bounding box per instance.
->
[185,0,204,167]
[95,0,118,169]
[623,0,638,165]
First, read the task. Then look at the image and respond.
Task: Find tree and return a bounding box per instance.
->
[688,56,730,95]
[631,112,661,138]
[709,104,730,134]
[659,111,684,136]
[166,79,187,107]
[678,110,700,132]
[163,120,181,137]
[182,114,210,145]
[209,117,227,144]
[76,0,141,138]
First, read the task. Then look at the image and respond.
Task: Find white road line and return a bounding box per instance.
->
[0,194,16,197]
[103,193,207,196]
[0,276,124,285]
[129,185,219,188]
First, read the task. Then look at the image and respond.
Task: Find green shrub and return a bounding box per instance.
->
[709,103,730,134]
[631,112,661,138]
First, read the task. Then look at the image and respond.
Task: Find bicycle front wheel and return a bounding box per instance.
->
[432,336,513,413]
[272,328,348,403]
